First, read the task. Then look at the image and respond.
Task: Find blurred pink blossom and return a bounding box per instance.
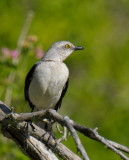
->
[1,47,11,58]
[1,47,19,62]
[34,47,44,59]
[10,50,19,59]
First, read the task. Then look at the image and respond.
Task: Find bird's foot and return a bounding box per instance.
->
[41,130,56,151]
[42,118,55,132]
[24,120,35,132]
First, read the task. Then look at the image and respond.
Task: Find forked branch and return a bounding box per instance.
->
[0,100,129,160]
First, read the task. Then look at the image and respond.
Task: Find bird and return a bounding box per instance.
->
[24,41,84,128]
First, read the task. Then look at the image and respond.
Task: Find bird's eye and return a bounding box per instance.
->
[65,44,70,49]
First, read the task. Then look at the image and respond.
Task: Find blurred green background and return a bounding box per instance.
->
[0,0,129,159]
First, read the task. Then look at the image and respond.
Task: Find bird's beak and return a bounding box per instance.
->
[74,46,84,50]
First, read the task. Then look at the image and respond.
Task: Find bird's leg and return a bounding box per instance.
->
[42,118,55,132]
[40,119,56,150]
[41,118,55,139]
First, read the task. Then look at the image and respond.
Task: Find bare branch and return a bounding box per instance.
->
[0,101,82,160]
[2,127,58,160]
[93,130,129,160]
[0,100,129,160]
[64,116,90,160]
[107,140,129,154]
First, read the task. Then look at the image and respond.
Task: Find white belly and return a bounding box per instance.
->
[28,62,69,110]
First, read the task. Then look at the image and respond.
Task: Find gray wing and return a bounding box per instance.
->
[54,78,69,111]
[24,62,40,112]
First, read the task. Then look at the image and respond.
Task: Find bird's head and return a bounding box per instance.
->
[42,41,84,62]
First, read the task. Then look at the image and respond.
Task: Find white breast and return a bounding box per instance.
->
[28,61,69,110]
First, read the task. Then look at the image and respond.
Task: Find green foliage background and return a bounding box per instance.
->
[0,0,129,159]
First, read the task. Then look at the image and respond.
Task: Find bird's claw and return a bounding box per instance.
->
[24,121,35,132]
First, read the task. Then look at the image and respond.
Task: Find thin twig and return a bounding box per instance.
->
[64,116,90,160]
[94,132,129,160]
[4,11,34,106]
[4,72,15,106]
[16,10,34,55]
[107,139,129,154]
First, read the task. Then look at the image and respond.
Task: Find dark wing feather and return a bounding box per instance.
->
[54,78,69,111]
[24,62,40,112]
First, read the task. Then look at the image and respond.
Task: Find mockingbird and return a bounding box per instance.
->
[25,41,84,114]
